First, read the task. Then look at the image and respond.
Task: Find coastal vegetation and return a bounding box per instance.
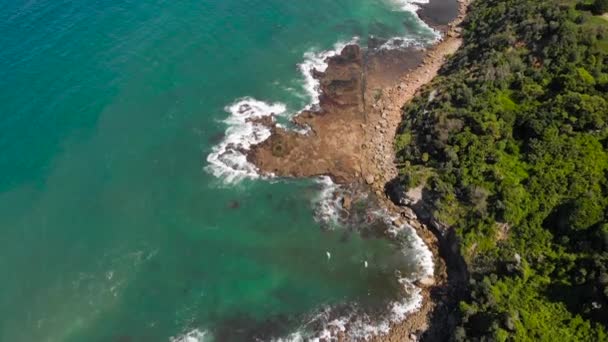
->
[395,0,608,339]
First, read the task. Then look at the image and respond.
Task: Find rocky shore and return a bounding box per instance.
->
[247,0,471,340]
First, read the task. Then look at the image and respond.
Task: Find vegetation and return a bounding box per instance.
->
[395,0,608,339]
[593,0,608,15]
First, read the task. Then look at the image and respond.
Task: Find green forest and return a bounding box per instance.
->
[395,0,608,340]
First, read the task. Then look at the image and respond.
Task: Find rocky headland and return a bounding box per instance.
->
[247,0,471,340]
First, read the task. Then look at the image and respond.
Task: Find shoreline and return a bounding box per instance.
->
[245,0,471,339]
[366,1,471,339]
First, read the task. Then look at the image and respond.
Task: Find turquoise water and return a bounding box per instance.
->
[0,1,436,341]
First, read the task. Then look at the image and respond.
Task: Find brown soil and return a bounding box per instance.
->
[248,0,471,340]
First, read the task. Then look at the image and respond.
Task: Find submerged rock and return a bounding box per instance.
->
[227,200,241,209]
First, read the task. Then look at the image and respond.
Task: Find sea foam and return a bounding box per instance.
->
[302,179,435,341]
[205,7,438,336]
[381,0,441,50]
[311,176,346,228]
[170,329,210,342]
[298,38,359,109]
[390,0,431,13]
[274,264,428,341]
[206,39,355,183]
[205,98,286,184]
[206,1,440,184]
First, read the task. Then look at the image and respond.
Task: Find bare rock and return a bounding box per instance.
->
[401,207,417,220]
[342,195,353,210]
[416,276,436,287]
[365,175,375,185]
[393,218,405,227]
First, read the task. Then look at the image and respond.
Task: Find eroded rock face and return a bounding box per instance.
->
[248,45,366,183]
[246,38,428,187]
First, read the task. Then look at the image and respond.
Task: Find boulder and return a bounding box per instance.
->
[342,195,353,210]
[365,174,375,185]
[416,276,436,287]
[401,207,417,220]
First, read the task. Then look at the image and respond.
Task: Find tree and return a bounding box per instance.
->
[593,0,608,15]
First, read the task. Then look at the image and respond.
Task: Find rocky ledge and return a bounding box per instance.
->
[246,0,471,340]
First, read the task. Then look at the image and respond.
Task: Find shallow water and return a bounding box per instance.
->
[0,1,436,340]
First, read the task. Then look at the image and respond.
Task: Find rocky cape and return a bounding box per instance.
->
[246,0,471,340]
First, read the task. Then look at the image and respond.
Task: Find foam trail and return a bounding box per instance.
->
[170,329,210,342]
[206,38,355,184]
[381,0,441,50]
[206,1,441,184]
[301,181,435,341]
[400,223,435,279]
[390,0,430,13]
[311,176,345,228]
[205,97,286,184]
[271,223,434,341]
[298,38,359,109]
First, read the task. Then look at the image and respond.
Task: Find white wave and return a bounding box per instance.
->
[311,176,344,228]
[276,122,312,136]
[205,97,286,184]
[205,0,444,184]
[314,225,432,341]
[309,198,435,340]
[298,287,423,341]
[389,0,430,13]
[311,179,434,277]
[170,329,210,342]
[379,36,427,50]
[400,223,435,279]
[280,286,423,341]
[272,332,306,342]
[273,214,434,341]
[205,38,355,184]
[382,0,441,50]
[298,38,359,110]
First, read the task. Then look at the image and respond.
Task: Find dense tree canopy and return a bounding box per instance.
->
[593,0,608,15]
[395,0,608,340]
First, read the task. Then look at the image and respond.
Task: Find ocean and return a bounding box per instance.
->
[0,0,437,341]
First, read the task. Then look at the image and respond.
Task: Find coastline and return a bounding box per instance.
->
[244,0,471,339]
[371,2,470,340]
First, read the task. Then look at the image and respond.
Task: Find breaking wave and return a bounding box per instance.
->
[204,4,440,338]
[389,0,431,13]
[303,178,435,341]
[273,230,433,342]
[298,38,359,110]
[205,1,439,183]
[205,98,285,184]
[170,329,210,342]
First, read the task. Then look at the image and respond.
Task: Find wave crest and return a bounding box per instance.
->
[205,97,286,184]
[170,329,210,342]
[298,38,359,109]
